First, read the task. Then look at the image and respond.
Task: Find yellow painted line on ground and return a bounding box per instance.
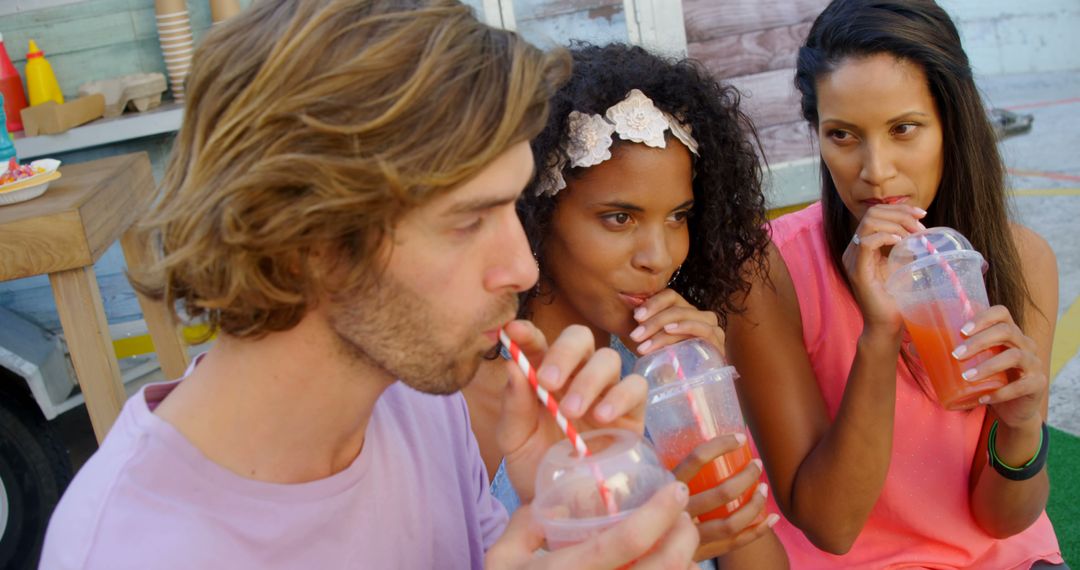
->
[767,202,813,219]
[113,324,215,360]
[1052,296,1080,381]
[1010,187,1080,197]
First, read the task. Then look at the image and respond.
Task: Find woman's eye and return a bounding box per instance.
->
[670,210,691,223]
[611,213,631,224]
[828,129,851,142]
[893,123,918,136]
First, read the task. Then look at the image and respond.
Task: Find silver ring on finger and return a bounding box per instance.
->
[851,233,861,246]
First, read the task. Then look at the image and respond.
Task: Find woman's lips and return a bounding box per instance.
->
[863,196,909,206]
[619,292,652,308]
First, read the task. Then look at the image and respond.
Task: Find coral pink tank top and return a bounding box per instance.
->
[766,202,1062,569]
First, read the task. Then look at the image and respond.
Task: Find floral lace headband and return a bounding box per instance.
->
[535,89,700,197]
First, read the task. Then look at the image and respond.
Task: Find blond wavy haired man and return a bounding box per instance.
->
[40,1,699,568]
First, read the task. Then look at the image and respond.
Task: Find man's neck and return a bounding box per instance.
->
[154,313,394,484]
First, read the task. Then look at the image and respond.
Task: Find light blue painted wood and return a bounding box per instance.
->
[0,0,220,99]
[517,4,629,49]
[7,12,137,55]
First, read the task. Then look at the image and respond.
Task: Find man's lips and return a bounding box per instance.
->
[862,196,909,206]
[483,316,516,344]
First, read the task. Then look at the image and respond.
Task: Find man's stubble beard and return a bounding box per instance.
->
[327,273,518,395]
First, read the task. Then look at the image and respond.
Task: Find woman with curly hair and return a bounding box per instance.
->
[463,43,787,568]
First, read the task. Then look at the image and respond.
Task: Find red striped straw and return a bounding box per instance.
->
[499,330,590,458]
[498,329,618,514]
[919,236,975,318]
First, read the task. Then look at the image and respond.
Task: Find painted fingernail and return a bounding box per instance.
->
[675,482,690,505]
[630,326,645,341]
[538,365,560,388]
[634,307,647,321]
[891,234,903,241]
[758,483,769,499]
[961,322,975,335]
[734,432,748,445]
[637,340,653,353]
[594,403,614,422]
[962,368,977,381]
[978,395,990,405]
[766,514,780,528]
[752,458,763,472]
[664,322,679,332]
[562,393,583,415]
[913,207,928,216]
[952,344,968,359]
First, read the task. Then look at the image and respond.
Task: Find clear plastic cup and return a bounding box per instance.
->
[885,227,1006,410]
[532,428,673,550]
[634,339,762,523]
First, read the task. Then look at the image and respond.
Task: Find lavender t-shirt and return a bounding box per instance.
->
[41,378,508,569]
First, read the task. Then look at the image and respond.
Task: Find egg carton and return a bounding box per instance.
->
[77,73,169,118]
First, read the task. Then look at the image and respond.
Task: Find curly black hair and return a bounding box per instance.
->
[519,43,770,327]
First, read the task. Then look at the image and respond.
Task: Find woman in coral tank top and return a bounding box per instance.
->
[725,0,1065,568]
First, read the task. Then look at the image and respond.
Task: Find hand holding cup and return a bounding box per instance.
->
[497,320,648,503]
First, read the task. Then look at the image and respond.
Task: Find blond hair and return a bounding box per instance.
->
[132,0,568,339]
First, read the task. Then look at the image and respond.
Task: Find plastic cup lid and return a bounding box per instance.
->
[886,226,985,278]
[646,365,737,405]
[632,338,728,392]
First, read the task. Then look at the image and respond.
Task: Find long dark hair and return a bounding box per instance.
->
[795,0,1030,327]
[520,43,769,326]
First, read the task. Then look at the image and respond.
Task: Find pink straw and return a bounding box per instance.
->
[919,236,975,319]
[498,329,618,514]
[668,350,712,442]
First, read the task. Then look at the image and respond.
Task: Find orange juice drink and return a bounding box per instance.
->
[655,427,761,522]
[636,339,764,524]
[886,228,1005,410]
[903,298,1007,410]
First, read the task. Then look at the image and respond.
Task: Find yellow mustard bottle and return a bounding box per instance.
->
[25,40,64,106]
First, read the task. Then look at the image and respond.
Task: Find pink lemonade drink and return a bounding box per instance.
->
[903,298,1007,410]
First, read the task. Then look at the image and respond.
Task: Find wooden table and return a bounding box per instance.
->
[0,153,190,442]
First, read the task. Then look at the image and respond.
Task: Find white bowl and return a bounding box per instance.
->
[0,159,62,206]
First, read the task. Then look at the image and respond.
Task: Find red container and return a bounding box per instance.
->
[0,33,28,132]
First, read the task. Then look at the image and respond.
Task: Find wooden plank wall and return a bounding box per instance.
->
[682,0,1080,164]
[682,0,828,165]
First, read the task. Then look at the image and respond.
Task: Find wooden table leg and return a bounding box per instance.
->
[120,229,191,381]
[50,266,126,443]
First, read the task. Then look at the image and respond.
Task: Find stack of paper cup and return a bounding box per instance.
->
[210,0,242,24]
[155,0,194,101]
